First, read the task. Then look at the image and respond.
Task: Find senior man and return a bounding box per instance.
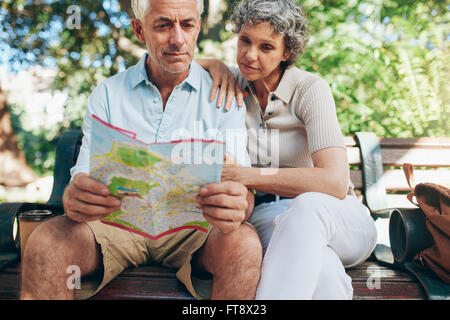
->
[20,0,262,300]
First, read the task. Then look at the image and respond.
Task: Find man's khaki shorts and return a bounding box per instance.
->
[74,220,213,300]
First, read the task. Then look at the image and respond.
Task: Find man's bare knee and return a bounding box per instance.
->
[195,224,262,299]
[200,224,263,275]
[222,224,262,258]
[221,224,261,251]
[22,215,101,278]
[20,216,102,299]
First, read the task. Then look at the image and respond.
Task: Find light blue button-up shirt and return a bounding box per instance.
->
[71,53,250,177]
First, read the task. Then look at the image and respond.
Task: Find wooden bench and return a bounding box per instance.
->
[1,130,449,300]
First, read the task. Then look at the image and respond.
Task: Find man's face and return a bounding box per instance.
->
[132,0,201,76]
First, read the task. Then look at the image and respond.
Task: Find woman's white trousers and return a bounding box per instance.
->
[248,192,377,300]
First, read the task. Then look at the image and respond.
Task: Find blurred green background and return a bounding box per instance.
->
[0,0,449,200]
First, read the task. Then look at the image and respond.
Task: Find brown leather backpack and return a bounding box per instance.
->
[404,164,450,284]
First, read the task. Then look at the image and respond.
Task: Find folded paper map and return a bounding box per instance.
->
[89,115,224,239]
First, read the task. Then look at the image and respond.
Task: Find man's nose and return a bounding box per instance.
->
[169,24,184,48]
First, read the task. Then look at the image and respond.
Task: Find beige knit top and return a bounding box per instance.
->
[231,65,354,194]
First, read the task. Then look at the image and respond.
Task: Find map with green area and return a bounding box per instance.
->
[116,147,161,168]
[89,115,223,240]
[109,177,158,197]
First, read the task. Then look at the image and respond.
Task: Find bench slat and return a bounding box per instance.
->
[92,276,194,300]
[346,262,416,282]
[347,147,362,165]
[350,169,450,191]
[380,148,450,167]
[351,282,425,300]
[0,272,20,300]
[120,265,178,278]
[0,261,428,300]
[348,147,450,167]
[345,136,450,148]
[0,269,425,300]
[386,195,418,209]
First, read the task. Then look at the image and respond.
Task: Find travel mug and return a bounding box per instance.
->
[18,210,53,260]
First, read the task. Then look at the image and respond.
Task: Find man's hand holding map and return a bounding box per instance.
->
[89,115,224,239]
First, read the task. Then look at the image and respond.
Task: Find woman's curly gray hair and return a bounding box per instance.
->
[231,0,309,68]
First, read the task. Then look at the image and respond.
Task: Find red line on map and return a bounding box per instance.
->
[92,114,225,145]
[100,220,209,240]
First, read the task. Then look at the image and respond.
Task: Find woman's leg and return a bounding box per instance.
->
[311,246,353,300]
[254,192,377,299]
[247,200,290,255]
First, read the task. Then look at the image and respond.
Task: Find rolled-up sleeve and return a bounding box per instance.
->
[297,78,346,155]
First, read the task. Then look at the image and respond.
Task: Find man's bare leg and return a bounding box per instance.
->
[20,216,102,300]
[193,223,262,299]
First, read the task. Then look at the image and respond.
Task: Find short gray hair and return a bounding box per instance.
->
[231,0,309,68]
[131,0,204,22]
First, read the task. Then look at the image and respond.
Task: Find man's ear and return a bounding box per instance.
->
[131,18,145,44]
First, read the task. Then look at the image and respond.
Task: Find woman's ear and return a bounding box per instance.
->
[282,51,290,62]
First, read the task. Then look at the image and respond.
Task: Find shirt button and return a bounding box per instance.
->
[271,96,276,101]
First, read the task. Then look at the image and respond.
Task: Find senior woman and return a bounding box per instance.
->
[198,0,377,300]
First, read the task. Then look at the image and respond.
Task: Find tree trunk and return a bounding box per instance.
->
[0,85,37,187]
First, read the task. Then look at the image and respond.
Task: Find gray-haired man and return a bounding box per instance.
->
[20,0,262,300]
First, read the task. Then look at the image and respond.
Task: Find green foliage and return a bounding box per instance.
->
[2,0,142,175]
[299,0,449,137]
[8,102,59,175]
[198,0,449,137]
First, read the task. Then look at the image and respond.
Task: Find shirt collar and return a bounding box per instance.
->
[243,66,298,104]
[130,53,200,91]
[131,53,150,88]
[183,59,201,91]
[273,66,298,104]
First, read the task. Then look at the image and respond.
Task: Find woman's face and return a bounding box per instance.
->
[237,21,288,82]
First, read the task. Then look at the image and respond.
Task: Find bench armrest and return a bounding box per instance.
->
[47,130,83,207]
[355,132,389,212]
[0,130,82,268]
